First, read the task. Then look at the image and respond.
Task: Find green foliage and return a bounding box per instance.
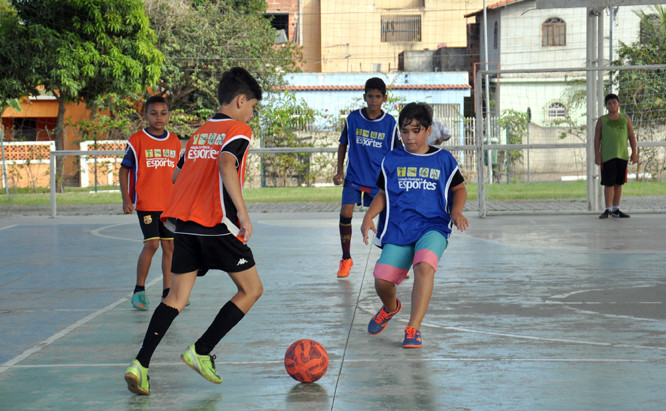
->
[73,93,140,142]
[498,108,527,163]
[258,91,321,186]
[144,0,302,124]
[614,5,666,180]
[5,0,163,102]
[0,0,163,189]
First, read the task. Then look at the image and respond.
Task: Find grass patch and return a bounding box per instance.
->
[1,181,665,206]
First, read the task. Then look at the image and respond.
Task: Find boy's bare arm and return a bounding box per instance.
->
[627,116,638,163]
[333,143,347,185]
[361,190,386,244]
[594,119,603,165]
[449,183,468,232]
[219,152,252,243]
[119,166,133,214]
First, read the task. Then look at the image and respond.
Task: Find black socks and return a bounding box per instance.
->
[135,303,179,368]
[194,301,245,355]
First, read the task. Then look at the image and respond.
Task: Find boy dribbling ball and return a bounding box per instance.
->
[124,67,264,395]
[361,102,468,348]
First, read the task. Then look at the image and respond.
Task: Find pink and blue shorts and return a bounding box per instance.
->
[373,230,448,285]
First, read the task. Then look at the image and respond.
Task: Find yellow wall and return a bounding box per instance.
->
[317,0,482,72]
[301,0,322,72]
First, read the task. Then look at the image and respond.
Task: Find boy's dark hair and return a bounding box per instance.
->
[364,77,387,95]
[399,102,433,129]
[217,67,263,106]
[605,93,619,104]
[145,95,168,112]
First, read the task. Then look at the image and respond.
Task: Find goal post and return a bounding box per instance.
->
[474,64,666,216]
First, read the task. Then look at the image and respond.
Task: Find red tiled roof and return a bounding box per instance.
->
[464,0,525,17]
[276,84,471,91]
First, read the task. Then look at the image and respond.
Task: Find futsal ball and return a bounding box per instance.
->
[284,339,329,383]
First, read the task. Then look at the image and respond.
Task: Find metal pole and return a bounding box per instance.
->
[483,0,493,185]
[475,69,486,218]
[586,8,599,212]
[608,7,617,93]
[526,118,530,183]
[0,125,8,194]
[94,131,98,192]
[597,8,606,209]
[50,151,57,217]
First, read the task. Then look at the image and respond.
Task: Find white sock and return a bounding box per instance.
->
[612,206,618,212]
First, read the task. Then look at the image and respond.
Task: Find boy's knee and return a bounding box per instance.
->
[413,262,436,277]
[143,240,160,252]
[244,279,264,302]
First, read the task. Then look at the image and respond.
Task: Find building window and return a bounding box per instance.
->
[547,102,567,119]
[381,15,421,42]
[493,21,498,49]
[265,13,289,43]
[13,118,37,141]
[542,17,566,47]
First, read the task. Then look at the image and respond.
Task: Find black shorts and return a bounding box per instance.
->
[171,233,255,275]
[600,158,628,186]
[136,210,174,241]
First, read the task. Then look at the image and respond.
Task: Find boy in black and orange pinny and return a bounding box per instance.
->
[124,67,264,395]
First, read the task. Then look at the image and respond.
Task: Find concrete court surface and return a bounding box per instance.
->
[0,211,664,410]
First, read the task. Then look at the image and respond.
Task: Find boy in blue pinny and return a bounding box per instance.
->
[333,77,401,278]
[361,102,468,348]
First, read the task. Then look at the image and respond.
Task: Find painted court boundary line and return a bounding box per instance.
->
[7,356,659,370]
[0,277,161,375]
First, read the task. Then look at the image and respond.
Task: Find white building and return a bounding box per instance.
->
[466,0,654,126]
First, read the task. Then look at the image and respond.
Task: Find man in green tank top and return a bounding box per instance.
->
[594,93,638,219]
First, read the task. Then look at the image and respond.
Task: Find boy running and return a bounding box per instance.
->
[333,77,401,278]
[124,67,263,395]
[361,102,468,348]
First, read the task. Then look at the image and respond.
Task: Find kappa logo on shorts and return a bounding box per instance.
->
[143,215,152,225]
[237,258,248,266]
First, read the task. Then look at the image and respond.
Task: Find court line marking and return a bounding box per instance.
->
[0,224,18,231]
[353,299,666,352]
[331,234,375,411]
[90,223,141,243]
[0,276,161,375]
[8,356,661,370]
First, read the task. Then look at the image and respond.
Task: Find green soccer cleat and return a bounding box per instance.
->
[181,344,223,384]
[124,359,150,395]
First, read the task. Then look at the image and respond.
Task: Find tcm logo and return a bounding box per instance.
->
[188,147,219,160]
[355,128,385,140]
[397,167,441,180]
[144,149,176,158]
[398,179,437,192]
[194,132,225,145]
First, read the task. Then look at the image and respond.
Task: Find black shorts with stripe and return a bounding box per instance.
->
[137,210,174,241]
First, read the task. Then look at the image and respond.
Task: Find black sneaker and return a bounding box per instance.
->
[599,210,611,219]
[612,209,630,218]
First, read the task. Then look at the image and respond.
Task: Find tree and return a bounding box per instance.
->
[0,0,163,188]
[143,0,302,128]
[614,5,666,180]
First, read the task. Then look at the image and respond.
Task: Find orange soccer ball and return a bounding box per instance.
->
[284,339,329,383]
